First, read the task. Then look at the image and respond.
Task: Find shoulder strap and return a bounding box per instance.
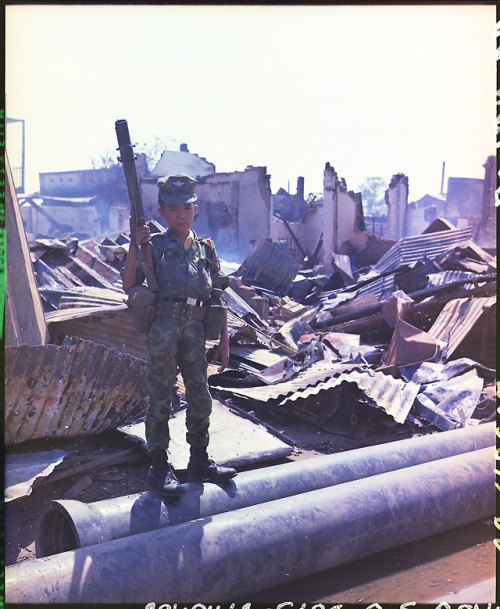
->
[135,245,158,292]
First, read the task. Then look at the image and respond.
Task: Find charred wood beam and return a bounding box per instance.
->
[21,196,65,230]
[273,213,307,260]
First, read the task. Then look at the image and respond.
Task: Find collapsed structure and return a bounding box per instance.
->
[4,144,496,600]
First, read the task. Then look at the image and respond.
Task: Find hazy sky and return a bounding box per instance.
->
[5,4,496,201]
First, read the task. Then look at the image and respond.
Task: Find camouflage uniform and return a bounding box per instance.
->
[141,227,230,451]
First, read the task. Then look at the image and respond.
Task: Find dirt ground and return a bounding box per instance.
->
[4,402,496,603]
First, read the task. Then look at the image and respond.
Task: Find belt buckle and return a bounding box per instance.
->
[186,297,197,306]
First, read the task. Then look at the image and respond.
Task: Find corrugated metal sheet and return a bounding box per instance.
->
[277,369,420,424]
[372,228,473,274]
[5,338,148,445]
[427,296,496,360]
[215,360,419,424]
[213,361,362,402]
[236,235,301,296]
[46,306,148,361]
[426,271,485,288]
[228,347,288,371]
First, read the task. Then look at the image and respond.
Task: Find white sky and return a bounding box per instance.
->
[5,4,497,201]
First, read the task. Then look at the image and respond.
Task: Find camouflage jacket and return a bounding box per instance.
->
[137,228,230,301]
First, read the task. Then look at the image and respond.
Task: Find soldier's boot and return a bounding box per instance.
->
[147,449,186,496]
[187,446,237,482]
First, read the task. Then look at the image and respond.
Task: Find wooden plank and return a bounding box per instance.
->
[5,155,48,346]
[34,449,142,486]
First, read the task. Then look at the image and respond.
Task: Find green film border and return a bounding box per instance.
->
[0,107,5,341]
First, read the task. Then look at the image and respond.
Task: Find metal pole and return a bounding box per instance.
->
[6,447,495,603]
[37,421,495,556]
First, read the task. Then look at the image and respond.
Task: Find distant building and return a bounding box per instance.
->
[150,143,215,180]
[385,156,495,249]
[19,158,146,239]
[140,146,272,258]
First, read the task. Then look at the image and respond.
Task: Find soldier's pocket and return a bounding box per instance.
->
[181,321,207,363]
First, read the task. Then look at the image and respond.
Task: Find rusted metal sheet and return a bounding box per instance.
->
[5,450,69,502]
[5,338,148,445]
[57,286,126,309]
[228,346,288,372]
[46,305,148,361]
[414,368,484,430]
[427,296,496,360]
[236,235,301,295]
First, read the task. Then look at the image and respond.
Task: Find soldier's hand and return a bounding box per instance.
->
[135,221,151,247]
[212,339,229,372]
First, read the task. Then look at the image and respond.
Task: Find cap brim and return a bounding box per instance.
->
[159,193,197,204]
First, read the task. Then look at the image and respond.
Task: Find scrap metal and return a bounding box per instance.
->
[236,235,302,296]
[5,337,148,445]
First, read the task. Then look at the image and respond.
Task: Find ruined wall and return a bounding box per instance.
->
[444,176,485,236]
[151,148,215,179]
[385,173,409,240]
[405,201,440,236]
[322,163,368,273]
[20,201,100,240]
[194,166,272,259]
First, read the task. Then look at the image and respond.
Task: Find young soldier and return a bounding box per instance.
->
[122,173,237,495]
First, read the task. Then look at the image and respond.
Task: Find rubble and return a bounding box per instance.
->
[10,206,496,443]
[3,148,496,600]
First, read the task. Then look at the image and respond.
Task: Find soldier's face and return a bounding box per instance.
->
[159,202,197,237]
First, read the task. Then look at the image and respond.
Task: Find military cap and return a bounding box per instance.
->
[157,173,198,204]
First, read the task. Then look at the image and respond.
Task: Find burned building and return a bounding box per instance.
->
[19,158,148,239]
[389,155,495,248]
[322,162,369,274]
[141,151,273,259]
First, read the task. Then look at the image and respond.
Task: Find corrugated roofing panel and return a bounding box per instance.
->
[214,361,362,403]
[373,228,473,274]
[426,271,484,288]
[278,369,420,424]
[427,296,496,360]
[218,360,419,424]
[236,236,301,295]
[46,306,148,361]
[229,347,290,370]
[5,339,148,445]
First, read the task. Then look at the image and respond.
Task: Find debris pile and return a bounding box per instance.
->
[15,215,495,446]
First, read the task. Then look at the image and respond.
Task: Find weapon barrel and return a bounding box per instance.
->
[115,119,145,226]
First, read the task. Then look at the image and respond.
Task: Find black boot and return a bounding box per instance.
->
[187,446,237,482]
[147,449,186,496]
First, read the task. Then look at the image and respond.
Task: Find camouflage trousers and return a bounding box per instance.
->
[145,315,212,451]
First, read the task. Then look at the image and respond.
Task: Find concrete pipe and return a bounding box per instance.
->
[37,421,495,556]
[6,446,495,604]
